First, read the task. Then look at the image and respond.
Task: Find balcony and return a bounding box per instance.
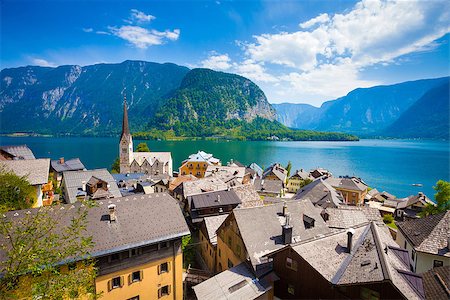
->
[42,181,53,193]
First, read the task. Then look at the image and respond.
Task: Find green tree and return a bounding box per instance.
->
[0,167,36,211]
[419,180,450,217]
[0,197,98,299]
[181,234,195,268]
[383,214,394,224]
[285,161,292,177]
[111,157,120,174]
[136,142,150,152]
[300,178,313,188]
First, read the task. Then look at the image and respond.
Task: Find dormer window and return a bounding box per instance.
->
[303,215,315,229]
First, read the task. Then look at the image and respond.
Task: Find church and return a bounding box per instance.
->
[119,98,173,175]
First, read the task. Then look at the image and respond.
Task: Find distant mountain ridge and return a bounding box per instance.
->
[273,77,449,138]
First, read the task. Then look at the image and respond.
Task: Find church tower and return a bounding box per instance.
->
[119,96,133,173]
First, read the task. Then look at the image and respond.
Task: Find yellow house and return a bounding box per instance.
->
[198,214,228,273]
[286,169,313,193]
[179,151,221,178]
[326,177,368,206]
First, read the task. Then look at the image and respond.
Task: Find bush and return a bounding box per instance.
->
[383,214,394,224]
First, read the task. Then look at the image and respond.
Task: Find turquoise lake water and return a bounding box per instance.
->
[0,136,448,198]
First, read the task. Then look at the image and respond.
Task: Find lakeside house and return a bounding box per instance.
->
[286,169,313,193]
[1,158,51,207]
[262,163,288,184]
[0,193,190,300]
[50,157,85,187]
[325,176,368,206]
[395,211,449,273]
[119,99,172,175]
[294,177,343,208]
[0,144,35,160]
[309,168,332,179]
[179,151,221,178]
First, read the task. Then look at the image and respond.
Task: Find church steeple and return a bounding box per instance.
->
[121,95,130,139]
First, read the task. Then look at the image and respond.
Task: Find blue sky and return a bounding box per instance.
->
[1,0,449,106]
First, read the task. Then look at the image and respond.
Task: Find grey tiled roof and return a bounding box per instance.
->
[62,169,122,204]
[203,214,229,245]
[232,199,331,273]
[231,184,263,208]
[1,158,49,185]
[323,207,370,229]
[294,178,343,208]
[189,190,241,209]
[50,158,85,173]
[262,163,287,182]
[422,266,450,300]
[253,179,283,194]
[291,222,424,300]
[0,193,190,263]
[0,144,35,160]
[182,177,228,198]
[193,262,272,300]
[396,211,450,257]
[325,177,368,192]
[289,169,313,180]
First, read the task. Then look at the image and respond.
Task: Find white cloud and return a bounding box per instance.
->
[201,53,232,70]
[299,13,330,29]
[31,58,56,67]
[82,27,93,33]
[109,25,179,49]
[129,9,155,24]
[234,60,279,83]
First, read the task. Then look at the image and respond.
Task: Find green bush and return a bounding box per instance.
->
[383,214,394,224]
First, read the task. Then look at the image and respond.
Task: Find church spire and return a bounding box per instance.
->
[121,94,130,139]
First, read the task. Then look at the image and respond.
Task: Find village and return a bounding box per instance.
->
[0,100,448,300]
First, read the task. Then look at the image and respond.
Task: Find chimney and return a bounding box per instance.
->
[282,213,293,245]
[81,180,86,192]
[282,201,288,216]
[108,204,117,222]
[346,228,355,253]
[59,157,64,164]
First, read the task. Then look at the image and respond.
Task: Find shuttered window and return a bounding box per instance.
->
[158,285,171,298]
[158,262,170,274]
[108,276,124,291]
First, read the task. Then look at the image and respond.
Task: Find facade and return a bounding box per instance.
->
[50,157,85,186]
[268,222,424,299]
[262,163,288,184]
[286,169,313,193]
[198,214,228,273]
[0,193,190,300]
[325,177,368,206]
[395,211,450,273]
[179,151,221,178]
[119,99,172,175]
[394,192,435,220]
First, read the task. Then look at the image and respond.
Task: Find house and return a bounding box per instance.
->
[215,200,330,275]
[173,176,228,208]
[320,206,383,231]
[154,178,170,193]
[179,151,221,178]
[205,165,247,185]
[294,178,343,208]
[198,214,229,273]
[168,175,198,199]
[253,179,283,197]
[325,176,368,206]
[193,262,274,300]
[50,157,85,186]
[422,266,449,300]
[119,98,173,175]
[394,192,435,220]
[0,158,51,207]
[1,193,190,300]
[248,162,263,179]
[286,169,313,193]
[309,168,331,179]
[187,190,241,224]
[61,169,122,203]
[268,222,424,299]
[395,211,450,273]
[135,182,154,194]
[262,163,288,184]
[0,144,35,160]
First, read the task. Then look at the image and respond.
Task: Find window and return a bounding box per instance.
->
[182,171,186,175]
[228,236,232,247]
[411,249,415,261]
[159,262,169,274]
[218,249,221,257]
[286,257,298,271]
[196,171,201,176]
[287,284,295,295]
[404,241,407,249]
[131,271,142,282]
[109,276,123,290]
[433,260,444,268]
[158,285,170,298]
[228,259,234,268]
[236,244,241,256]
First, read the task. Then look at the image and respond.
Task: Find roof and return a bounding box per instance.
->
[183,150,220,164]
[189,190,241,209]
[290,222,424,300]
[202,214,229,245]
[50,158,85,173]
[294,178,343,208]
[227,160,245,167]
[0,144,35,160]
[205,166,246,182]
[0,158,49,185]
[62,169,122,204]
[397,193,435,209]
[182,176,228,198]
[262,163,287,182]
[231,199,331,274]
[396,211,450,257]
[289,169,313,181]
[112,173,147,182]
[132,152,172,166]
[0,193,190,263]
[248,163,263,177]
[326,177,368,192]
[120,98,130,139]
[422,266,450,300]
[253,179,283,194]
[193,262,272,300]
[231,184,264,208]
[168,175,198,192]
[323,207,371,229]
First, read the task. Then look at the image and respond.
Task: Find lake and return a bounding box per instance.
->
[0,136,448,198]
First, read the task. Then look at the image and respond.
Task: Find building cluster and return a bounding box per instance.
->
[0,101,448,300]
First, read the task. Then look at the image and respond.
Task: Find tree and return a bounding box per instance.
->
[0,167,36,212]
[136,142,150,152]
[419,180,450,217]
[300,178,313,188]
[285,161,292,177]
[111,157,120,174]
[0,202,98,299]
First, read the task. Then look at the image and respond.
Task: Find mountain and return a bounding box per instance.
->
[383,80,449,139]
[271,103,319,128]
[273,77,449,138]
[0,61,189,134]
